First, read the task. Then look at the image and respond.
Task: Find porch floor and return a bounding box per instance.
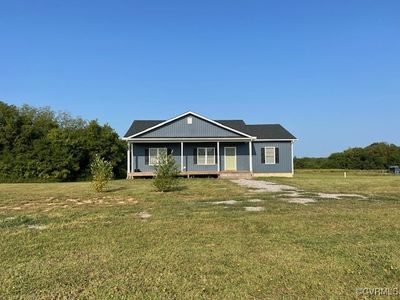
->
[127,171,252,179]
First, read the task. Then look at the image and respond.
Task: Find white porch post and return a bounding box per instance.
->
[180,142,184,172]
[249,140,253,174]
[217,141,220,172]
[127,142,131,176]
[291,141,294,176]
[130,143,134,172]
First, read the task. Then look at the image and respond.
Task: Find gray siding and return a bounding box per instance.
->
[131,141,293,174]
[220,142,249,171]
[138,115,241,138]
[184,143,218,171]
[252,142,293,173]
[132,143,181,172]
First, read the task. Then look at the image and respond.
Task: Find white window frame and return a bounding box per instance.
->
[187,116,193,124]
[264,147,276,165]
[197,147,215,165]
[149,147,167,166]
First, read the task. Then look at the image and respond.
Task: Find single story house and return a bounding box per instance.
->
[123,111,297,178]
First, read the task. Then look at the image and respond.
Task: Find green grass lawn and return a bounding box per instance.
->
[1,171,400,299]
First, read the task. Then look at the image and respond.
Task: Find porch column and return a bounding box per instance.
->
[249,140,253,174]
[127,142,131,176]
[130,143,134,172]
[217,141,220,172]
[291,141,294,175]
[180,142,184,172]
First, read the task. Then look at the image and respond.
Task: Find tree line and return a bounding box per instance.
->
[0,101,126,182]
[1,101,399,182]
[295,142,400,170]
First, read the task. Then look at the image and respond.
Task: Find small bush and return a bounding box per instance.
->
[153,152,180,192]
[90,154,113,192]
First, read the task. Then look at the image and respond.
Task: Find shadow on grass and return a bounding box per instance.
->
[106,186,127,193]
[174,185,187,192]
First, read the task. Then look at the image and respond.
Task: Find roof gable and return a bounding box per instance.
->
[124,112,252,139]
[136,114,245,138]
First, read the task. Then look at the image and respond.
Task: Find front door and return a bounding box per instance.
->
[224,147,237,171]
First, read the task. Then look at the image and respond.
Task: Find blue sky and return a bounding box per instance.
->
[1,1,399,157]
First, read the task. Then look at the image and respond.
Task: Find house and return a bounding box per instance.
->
[123,111,297,178]
[388,166,400,175]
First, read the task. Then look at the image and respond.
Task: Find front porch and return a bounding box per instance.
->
[126,139,254,178]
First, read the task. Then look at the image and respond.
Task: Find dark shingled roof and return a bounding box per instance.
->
[124,119,296,140]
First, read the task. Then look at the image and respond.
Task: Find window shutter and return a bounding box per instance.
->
[261,147,265,164]
[193,148,197,164]
[275,147,280,164]
[145,148,149,165]
[167,148,172,155]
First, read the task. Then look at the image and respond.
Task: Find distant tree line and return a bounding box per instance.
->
[0,101,126,182]
[295,143,400,170]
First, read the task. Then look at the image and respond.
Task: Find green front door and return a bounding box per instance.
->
[224,147,237,171]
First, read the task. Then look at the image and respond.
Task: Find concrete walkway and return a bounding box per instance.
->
[231,179,367,204]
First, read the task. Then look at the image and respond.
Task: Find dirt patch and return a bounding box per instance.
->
[248,199,263,203]
[286,198,316,204]
[136,212,152,219]
[212,200,238,205]
[231,179,297,193]
[283,191,302,197]
[210,200,238,205]
[27,225,47,230]
[66,198,79,202]
[244,207,265,212]
[317,193,367,199]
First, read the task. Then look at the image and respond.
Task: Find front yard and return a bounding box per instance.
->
[1,171,399,298]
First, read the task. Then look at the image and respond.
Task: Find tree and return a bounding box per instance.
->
[0,101,126,182]
[90,154,113,192]
[153,152,180,192]
[295,142,400,170]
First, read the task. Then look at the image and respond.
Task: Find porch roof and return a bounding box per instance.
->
[126,137,252,143]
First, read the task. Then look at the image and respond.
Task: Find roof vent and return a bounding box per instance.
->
[187,117,193,124]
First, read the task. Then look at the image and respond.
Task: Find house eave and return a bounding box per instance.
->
[254,138,299,142]
[123,137,255,142]
[122,137,298,142]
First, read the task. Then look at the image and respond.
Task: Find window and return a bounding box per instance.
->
[265,147,276,164]
[187,117,193,124]
[197,147,215,165]
[149,148,167,165]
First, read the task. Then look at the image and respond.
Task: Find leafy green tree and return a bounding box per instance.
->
[153,152,180,192]
[0,100,126,182]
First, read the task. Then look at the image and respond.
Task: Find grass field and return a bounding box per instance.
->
[1,170,400,299]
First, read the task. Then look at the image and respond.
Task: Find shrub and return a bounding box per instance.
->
[90,154,113,192]
[153,152,180,192]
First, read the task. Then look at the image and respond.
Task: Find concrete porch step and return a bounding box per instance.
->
[219,172,252,179]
